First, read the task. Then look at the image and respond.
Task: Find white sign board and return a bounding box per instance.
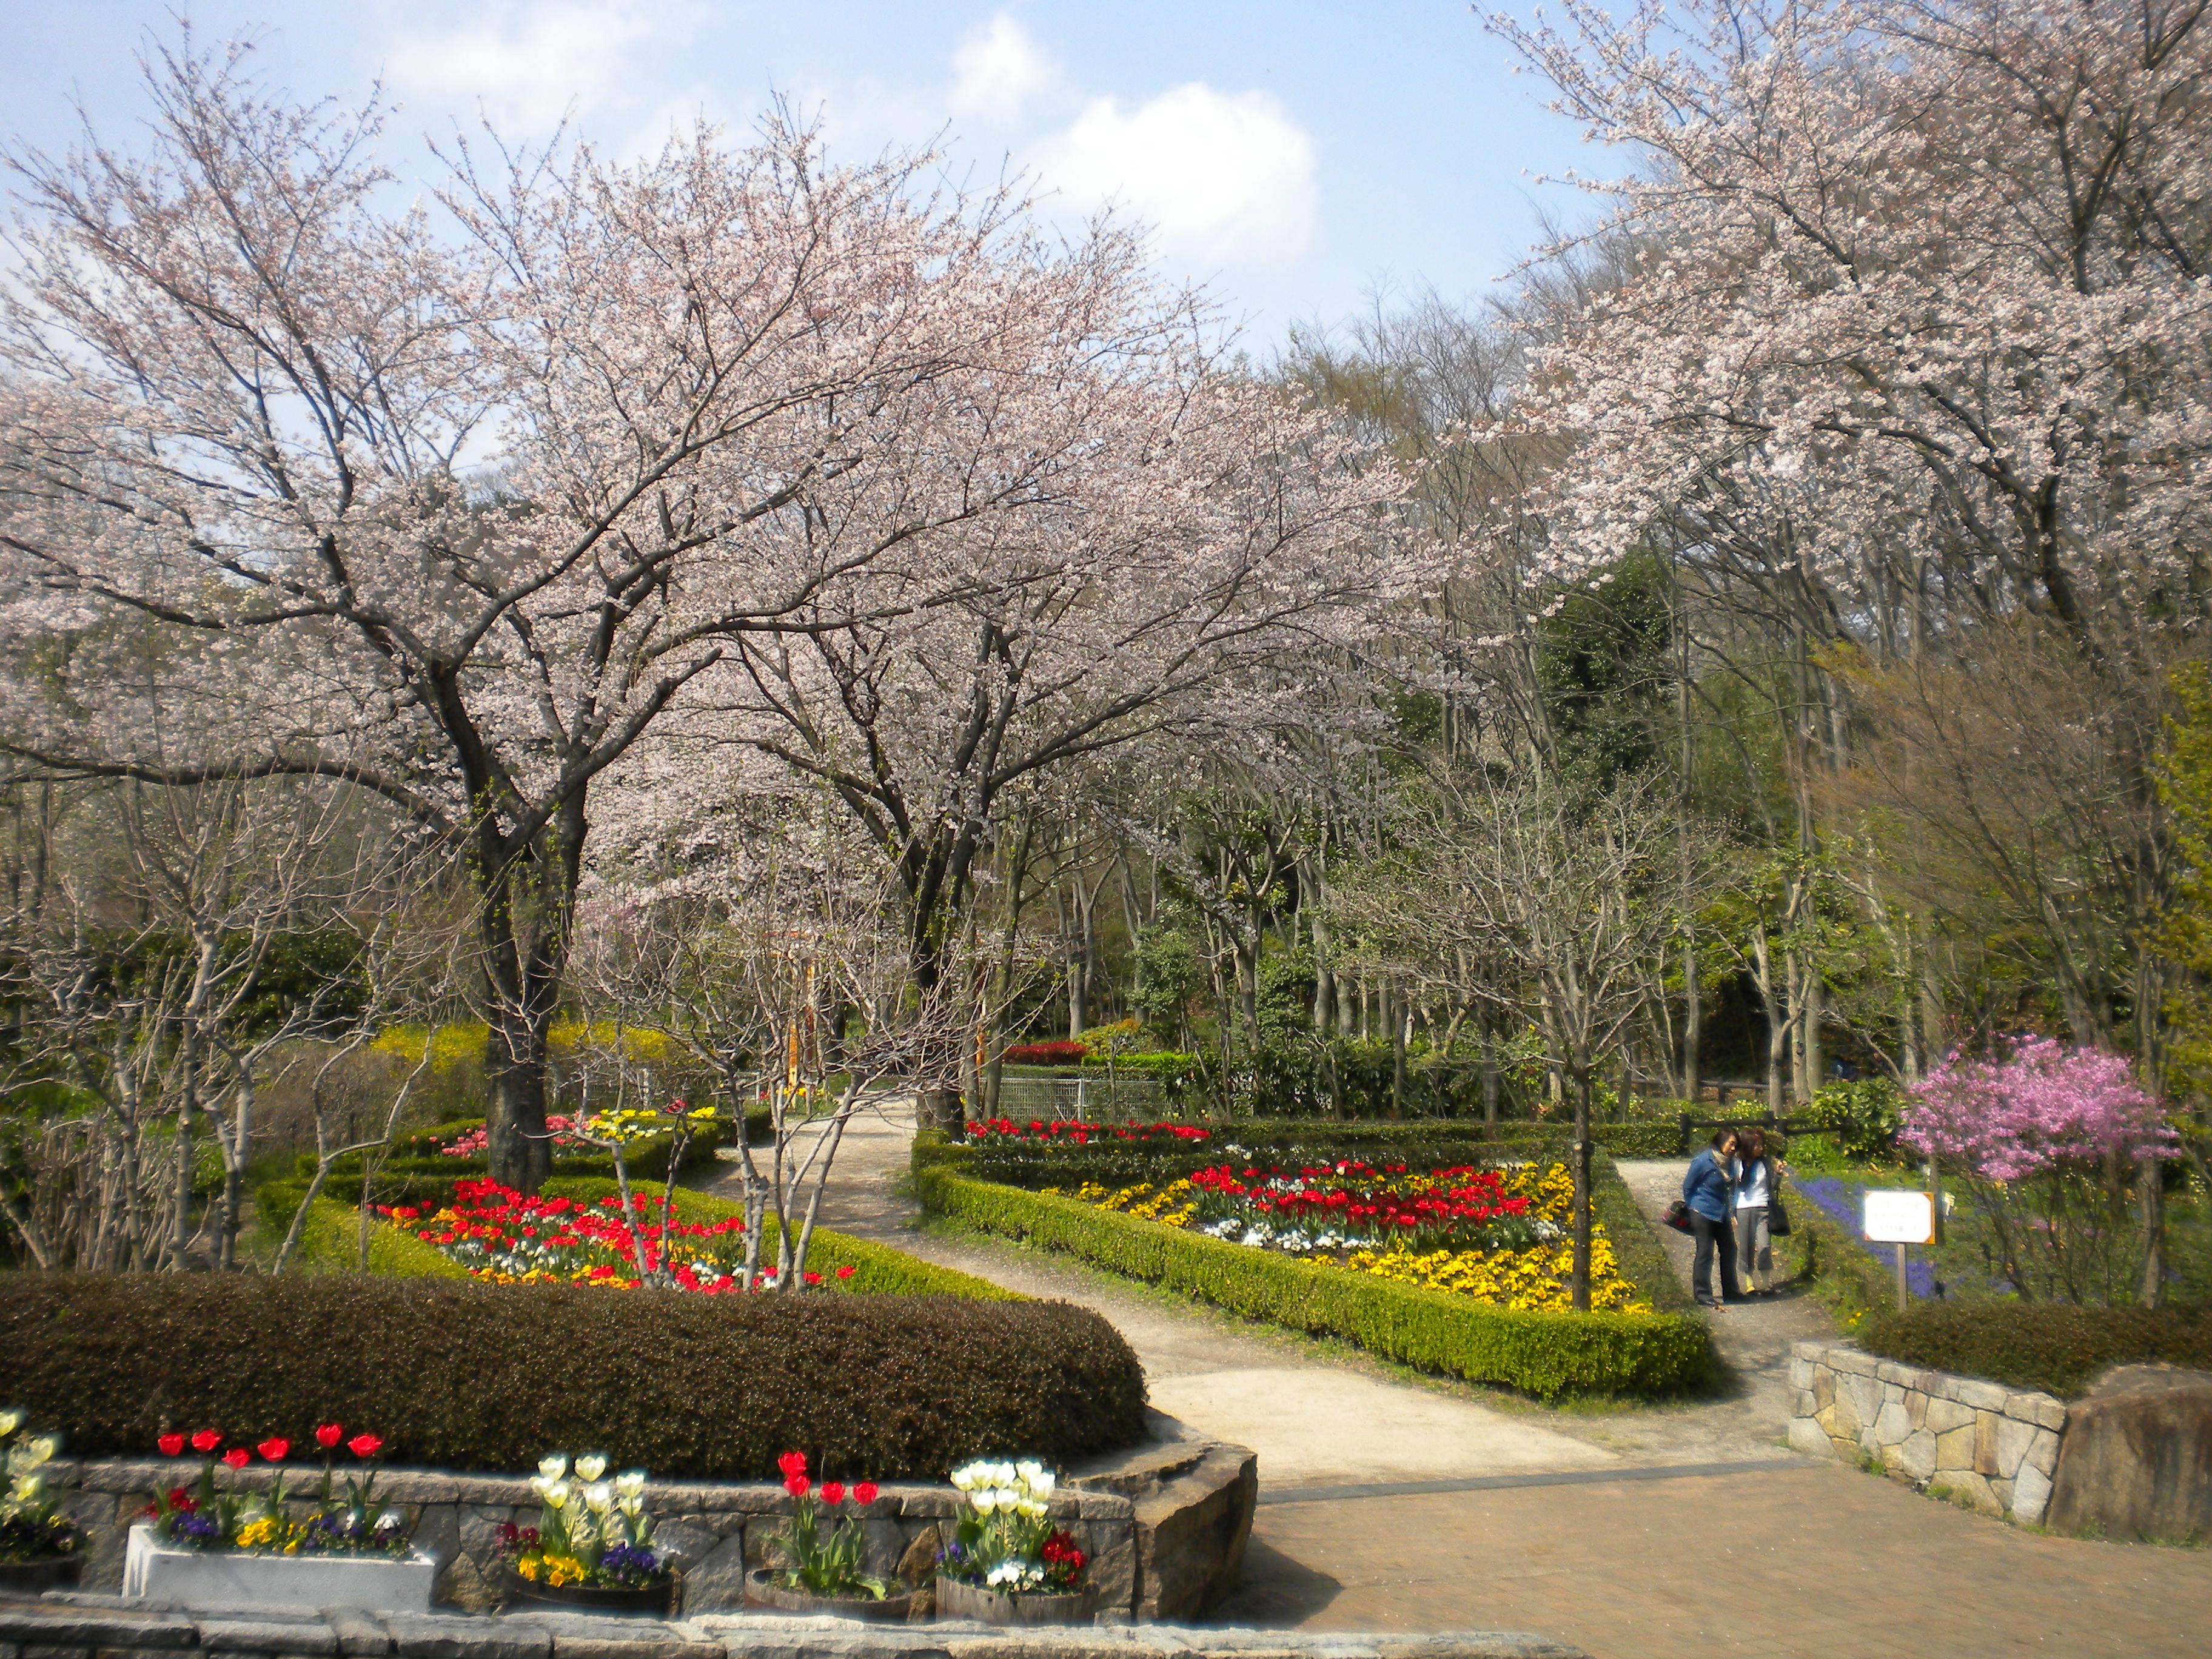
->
[1863,1189,1936,1245]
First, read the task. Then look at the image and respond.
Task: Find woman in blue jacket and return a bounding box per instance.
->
[1683,1127,1744,1308]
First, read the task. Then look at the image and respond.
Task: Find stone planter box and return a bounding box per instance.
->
[43,1426,1255,1623]
[933,1574,1098,1625]
[1788,1341,2065,1523]
[121,1524,438,1612]
[743,1567,917,1621]
[0,1554,81,1595]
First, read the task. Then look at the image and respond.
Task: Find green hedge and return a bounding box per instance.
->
[256,1176,1015,1302]
[1857,1299,2212,1399]
[0,1275,1144,1479]
[912,1157,1713,1399]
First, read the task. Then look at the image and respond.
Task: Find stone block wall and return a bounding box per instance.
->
[1786,1340,2063,1524]
[40,1439,1256,1626]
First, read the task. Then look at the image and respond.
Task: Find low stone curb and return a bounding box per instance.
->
[0,1596,1588,1659]
[1786,1340,2063,1523]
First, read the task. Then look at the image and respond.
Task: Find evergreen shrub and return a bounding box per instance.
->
[0,1275,1143,1478]
[1857,1299,2212,1399]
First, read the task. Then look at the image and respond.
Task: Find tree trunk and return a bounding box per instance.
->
[2139,1164,2166,1308]
[1570,1059,1593,1312]
[1389,985,1407,1119]
[1681,940,1702,1101]
[1481,1022,1500,1124]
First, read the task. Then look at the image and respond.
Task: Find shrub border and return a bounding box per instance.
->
[911,1141,1712,1399]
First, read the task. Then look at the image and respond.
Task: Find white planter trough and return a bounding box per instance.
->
[121,1524,437,1612]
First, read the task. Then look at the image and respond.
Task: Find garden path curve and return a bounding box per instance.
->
[708,1104,1623,1487]
[706,1114,1809,1486]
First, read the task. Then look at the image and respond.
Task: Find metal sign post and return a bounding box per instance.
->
[1864,1190,1936,1313]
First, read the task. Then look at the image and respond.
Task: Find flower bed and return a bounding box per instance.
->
[914,1146,1712,1399]
[1045,1158,1647,1313]
[383,1179,851,1293]
[264,1177,1015,1300]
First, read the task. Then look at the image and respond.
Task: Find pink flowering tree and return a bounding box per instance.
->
[1900,1040,2178,1305]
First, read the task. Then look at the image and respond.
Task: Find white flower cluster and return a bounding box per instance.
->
[528,1452,655,1555]
[949,1458,1054,1518]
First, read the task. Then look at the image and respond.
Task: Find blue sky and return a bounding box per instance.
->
[0,2,1598,347]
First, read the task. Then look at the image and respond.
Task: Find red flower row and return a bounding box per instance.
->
[775,1450,879,1505]
[156,1424,383,1464]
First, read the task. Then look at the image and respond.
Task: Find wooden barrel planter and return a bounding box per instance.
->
[498,1566,673,1616]
[0,1556,81,1597]
[933,1575,1097,1626]
[743,1568,918,1623]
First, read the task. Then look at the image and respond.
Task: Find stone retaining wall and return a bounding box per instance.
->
[1786,1341,2063,1524]
[0,1597,1586,1659]
[40,1435,1256,1626]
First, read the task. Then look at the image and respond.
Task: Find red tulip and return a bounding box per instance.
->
[191,1429,222,1453]
[821,1481,845,1505]
[222,1448,250,1470]
[854,1481,879,1506]
[777,1450,806,1480]
[782,1475,809,1499]
[834,1265,856,1279]
[347,1434,383,1459]
[315,1423,343,1449]
[258,1438,289,1463]
[157,1433,185,1457]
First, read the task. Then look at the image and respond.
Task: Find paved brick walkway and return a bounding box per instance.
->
[730,1114,2212,1657]
[1223,1461,2212,1657]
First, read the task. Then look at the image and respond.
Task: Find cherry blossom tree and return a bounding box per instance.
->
[1901,1038,2178,1304]
[0,39,1231,1187]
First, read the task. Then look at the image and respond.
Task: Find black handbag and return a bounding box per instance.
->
[1663,1198,1695,1233]
[1768,1195,1792,1236]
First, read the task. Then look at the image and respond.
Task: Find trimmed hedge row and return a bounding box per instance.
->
[912,1158,1714,1399]
[0,1275,1145,1479]
[0,1274,1141,1477]
[1857,1299,2212,1399]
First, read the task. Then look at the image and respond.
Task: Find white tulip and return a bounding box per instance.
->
[1017,1498,1046,1518]
[995,1489,1022,1513]
[541,1480,572,1510]
[950,1466,978,1491]
[584,1481,614,1513]
[1015,1460,1044,1484]
[13,1473,45,1503]
[1028,1471,1056,1498]
[970,1489,996,1513]
[22,1435,58,1467]
[614,1471,646,1501]
[0,1410,22,1438]
[994,1461,1017,1486]
[618,1495,643,1518]
[538,1455,569,1481]
[575,1454,608,1482]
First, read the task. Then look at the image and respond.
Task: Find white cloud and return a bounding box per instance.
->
[1033,84,1318,269]
[948,12,1057,125]
[387,1,696,133]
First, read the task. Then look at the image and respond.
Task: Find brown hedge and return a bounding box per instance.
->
[0,1275,1146,1479]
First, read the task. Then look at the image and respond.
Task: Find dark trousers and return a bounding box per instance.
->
[1690,1209,1742,1304]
